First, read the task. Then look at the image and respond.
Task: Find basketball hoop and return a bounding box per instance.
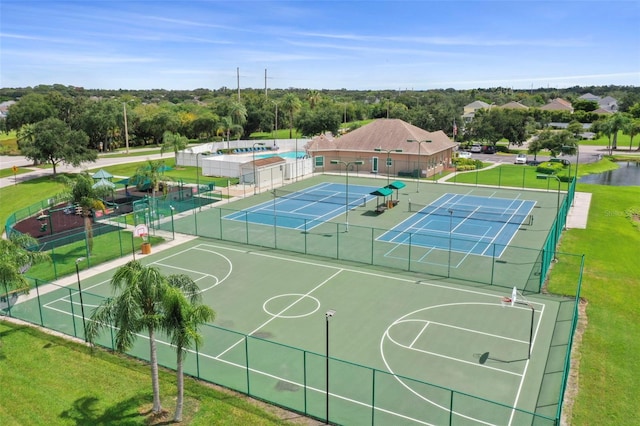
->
[133,224,148,238]
[501,296,513,307]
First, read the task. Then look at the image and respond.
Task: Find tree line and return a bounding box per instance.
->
[2,84,640,172]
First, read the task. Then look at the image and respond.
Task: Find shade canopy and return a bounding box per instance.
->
[92,169,113,180]
[370,187,393,197]
[92,178,115,189]
[386,181,406,190]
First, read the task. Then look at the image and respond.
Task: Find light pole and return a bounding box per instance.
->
[75,257,87,341]
[271,101,278,147]
[325,309,336,424]
[169,205,175,239]
[253,142,266,194]
[406,139,432,193]
[330,159,364,232]
[374,147,403,186]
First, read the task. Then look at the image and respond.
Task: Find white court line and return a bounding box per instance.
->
[409,321,430,348]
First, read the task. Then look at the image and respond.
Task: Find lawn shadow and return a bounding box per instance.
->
[59,395,149,425]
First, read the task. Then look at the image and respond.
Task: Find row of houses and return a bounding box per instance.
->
[462,93,618,121]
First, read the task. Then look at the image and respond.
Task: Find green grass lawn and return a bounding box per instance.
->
[86,158,238,187]
[0,321,298,425]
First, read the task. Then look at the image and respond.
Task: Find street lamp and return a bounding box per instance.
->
[169,205,175,239]
[330,159,364,232]
[406,139,432,193]
[253,142,266,194]
[325,309,336,424]
[75,257,87,342]
[374,147,403,186]
[271,101,278,147]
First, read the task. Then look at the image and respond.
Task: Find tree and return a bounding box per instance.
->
[0,233,49,316]
[306,90,321,109]
[19,118,96,175]
[62,173,106,255]
[624,118,640,151]
[130,159,173,201]
[280,93,302,138]
[604,113,631,150]
[5,93,55,131]
[86,261,169,415]
[536,129,578,157]
[162,275,214,422]
[527,136,545,161]
[295,104,341,136]
[161,131,189,161]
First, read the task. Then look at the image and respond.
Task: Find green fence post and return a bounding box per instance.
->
[245,211,249,244]
[371,368,376,426]
[51,246,58,280]
[522,166,526,189]
[491,244,496,285]
[118,227,123,256]
[195,340,201,378]
[35,279,44,326]
[498,165,502,188]
[449,390,454,425]
[304,219,308,254]
[69,288,77,338]
[371,227,375,265]
[245,335,251,395]
[303,351,308,415]
[408,232,412,271]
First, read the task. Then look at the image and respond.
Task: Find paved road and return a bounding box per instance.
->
[0,150,165,189]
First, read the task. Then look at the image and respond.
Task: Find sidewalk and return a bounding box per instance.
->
[0,150,166,189]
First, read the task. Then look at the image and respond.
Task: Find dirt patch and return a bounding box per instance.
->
[560,298,588,426]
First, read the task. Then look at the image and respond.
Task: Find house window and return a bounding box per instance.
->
[315,156,324,167]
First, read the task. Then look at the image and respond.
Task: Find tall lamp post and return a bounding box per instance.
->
[562,144,579,204]
[330,159,364,232]
[253,142,266,194]
[406,139,432,193]
[169,205,175,239]
[325,309,336,424]
[271,101,278,147]
[75,257,87,341]
[537,174,562,259]
[374,147,403,186]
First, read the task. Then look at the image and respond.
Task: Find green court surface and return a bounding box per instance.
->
[10,238,576,425]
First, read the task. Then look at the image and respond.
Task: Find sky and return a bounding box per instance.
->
[1,0,639,91]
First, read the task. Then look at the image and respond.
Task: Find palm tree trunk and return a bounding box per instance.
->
[174,350,184,422]
[84,215,94,255]
[148,326,162,413]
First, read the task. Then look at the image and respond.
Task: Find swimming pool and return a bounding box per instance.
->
[255,151,307,160]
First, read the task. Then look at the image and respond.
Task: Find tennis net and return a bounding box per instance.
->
[409,201,533,226]
[272,188,368,207]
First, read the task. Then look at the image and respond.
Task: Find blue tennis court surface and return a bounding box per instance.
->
[223,182,379,230]
[378,193,535,258]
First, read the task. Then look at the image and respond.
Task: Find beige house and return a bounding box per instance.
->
[305,119,457,178]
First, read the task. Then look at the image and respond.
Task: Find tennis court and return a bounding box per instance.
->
[11,238,576,425]
[379,193,535,258]
[223,182,379,230]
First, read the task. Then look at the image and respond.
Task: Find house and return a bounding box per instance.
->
[306,119,457,178]
[462,100,491,122]
[500,101,528,110]
[578,93,618,112]
[540,98,573,112]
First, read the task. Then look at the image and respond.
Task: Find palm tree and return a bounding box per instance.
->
[130,159,173,203]
[163,275,215,422]
[0,233,49,316]
[86,260,169,414]
[63,173,106,256]
[216,116,243,149]
[161,131,188,161]
[281,93,302,138]
[306,90,321,109]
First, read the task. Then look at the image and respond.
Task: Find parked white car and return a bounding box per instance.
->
[470,144,482,153]
[458,151,472,159]
[515,154,528,164]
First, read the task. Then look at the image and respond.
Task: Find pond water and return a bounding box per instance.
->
[578,161,640,186]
